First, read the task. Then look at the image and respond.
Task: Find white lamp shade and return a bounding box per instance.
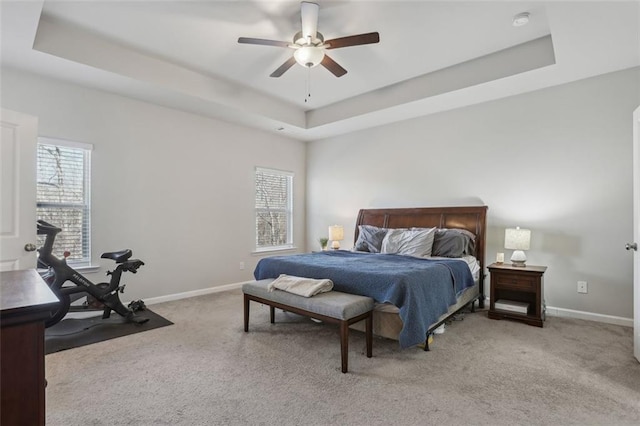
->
[504,227,531,250]
[329,225,344,250]
[294,46,325,68]
[328,225,344,241]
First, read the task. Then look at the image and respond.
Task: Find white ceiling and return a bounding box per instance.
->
[1,1,639,141]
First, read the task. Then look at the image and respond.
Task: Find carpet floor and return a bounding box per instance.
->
[45,289,640,425]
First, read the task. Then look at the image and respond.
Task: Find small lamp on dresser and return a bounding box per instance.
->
[504,226,531,267]
[328,225,344,250]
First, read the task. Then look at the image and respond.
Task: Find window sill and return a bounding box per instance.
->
[37,264,101,276]
[69,264,101,274]
[252,246,298,256]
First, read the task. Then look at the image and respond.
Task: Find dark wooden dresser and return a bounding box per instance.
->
[1,269,59,426]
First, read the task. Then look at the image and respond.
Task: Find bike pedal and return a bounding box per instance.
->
[128,299,146,312]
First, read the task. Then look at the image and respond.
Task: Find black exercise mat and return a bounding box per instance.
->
[45,309,173,354]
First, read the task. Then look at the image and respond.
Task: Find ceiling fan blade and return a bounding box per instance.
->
[300,1,319,40]
[325,32,380,49]
[270,57,297,78]
[321,55,347,78]
[238,37,290,48]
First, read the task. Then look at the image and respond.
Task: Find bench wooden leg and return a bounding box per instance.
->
[244,294,250,332]
[340,320,349,373]
[243,292,373,374]
[366,312,372,358]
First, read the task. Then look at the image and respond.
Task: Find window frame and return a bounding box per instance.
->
[254,166,294,253]
[36,136,93,266]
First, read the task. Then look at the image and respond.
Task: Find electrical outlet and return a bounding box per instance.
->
[239,261,245,270]
[577,281,588,294]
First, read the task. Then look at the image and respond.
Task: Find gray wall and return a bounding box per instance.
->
[3,65,638,320]
[307,67,640,320]
[2,68,307,301]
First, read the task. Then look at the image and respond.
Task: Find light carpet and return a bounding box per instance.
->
[45,289,640,425]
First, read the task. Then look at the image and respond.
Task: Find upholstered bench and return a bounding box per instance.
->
[242,279,374,373]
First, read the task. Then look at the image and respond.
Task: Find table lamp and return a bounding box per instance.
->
[328,225,344,250]
[504,227,531,267]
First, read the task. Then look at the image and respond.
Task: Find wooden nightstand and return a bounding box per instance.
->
[488,263,547,327]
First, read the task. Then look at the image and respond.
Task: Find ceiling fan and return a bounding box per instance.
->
[238,1,380,78]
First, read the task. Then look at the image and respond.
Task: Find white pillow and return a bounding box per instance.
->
[381,227,436,257]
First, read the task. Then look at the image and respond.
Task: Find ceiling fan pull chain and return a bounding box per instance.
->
[305,68,311,103]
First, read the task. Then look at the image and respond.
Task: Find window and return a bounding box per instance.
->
[36,137,92,265]
[255,167,293,251]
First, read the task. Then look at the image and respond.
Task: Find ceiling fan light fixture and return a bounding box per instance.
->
[294,45,325,68]
[238,3,379,77]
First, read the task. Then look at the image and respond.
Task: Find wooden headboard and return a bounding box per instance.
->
[354,205,488,307]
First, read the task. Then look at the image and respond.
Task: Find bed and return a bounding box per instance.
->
[254,206,488,349]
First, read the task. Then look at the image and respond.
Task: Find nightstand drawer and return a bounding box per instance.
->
[494,274,535,290]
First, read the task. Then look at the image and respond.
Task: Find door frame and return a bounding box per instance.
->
[633,106,639,363]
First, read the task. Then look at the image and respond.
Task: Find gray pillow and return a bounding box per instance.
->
[354,225,388,253]
[432,228,476,258]
[381,227,436,257]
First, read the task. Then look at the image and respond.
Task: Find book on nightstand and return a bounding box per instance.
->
[494,299,529,314]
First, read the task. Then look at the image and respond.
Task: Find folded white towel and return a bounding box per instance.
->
[267,274,334,297]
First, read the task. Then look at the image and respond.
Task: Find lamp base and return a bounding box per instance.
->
[331,241,340,250]
[510,250,527,267]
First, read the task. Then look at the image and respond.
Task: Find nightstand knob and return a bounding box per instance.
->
[625,242,638,251]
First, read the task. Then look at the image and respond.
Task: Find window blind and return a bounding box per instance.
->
[255,167,293,250]
[36,140,92,264]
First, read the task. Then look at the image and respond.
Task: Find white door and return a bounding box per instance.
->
[633,106,640,363]
[0,109,38,271]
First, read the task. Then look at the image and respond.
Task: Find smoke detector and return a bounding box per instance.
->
[513,12,530,27]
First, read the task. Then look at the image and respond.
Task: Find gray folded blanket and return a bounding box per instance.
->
[267,274,334,297]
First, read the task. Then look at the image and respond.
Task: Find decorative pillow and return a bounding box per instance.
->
[381,227,436,257]
[431,228,476,258]
[354,225,388,253]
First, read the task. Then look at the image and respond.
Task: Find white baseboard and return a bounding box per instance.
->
[141,281,246,306]
[64,282,246,320]
[142,289,632,328]
[484,297,632,327]
[545,305,633,328]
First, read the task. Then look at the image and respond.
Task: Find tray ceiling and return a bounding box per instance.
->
[1,1,638,141]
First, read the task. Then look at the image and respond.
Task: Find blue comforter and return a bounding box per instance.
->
[253,250,475,348]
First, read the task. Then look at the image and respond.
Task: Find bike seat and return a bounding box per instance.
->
[101,249,132,263]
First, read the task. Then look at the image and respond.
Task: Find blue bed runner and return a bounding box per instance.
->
[254,251,475,348]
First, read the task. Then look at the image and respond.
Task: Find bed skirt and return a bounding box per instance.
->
[350,283,479,342]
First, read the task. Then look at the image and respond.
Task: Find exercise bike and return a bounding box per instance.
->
[37,220,149,328]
